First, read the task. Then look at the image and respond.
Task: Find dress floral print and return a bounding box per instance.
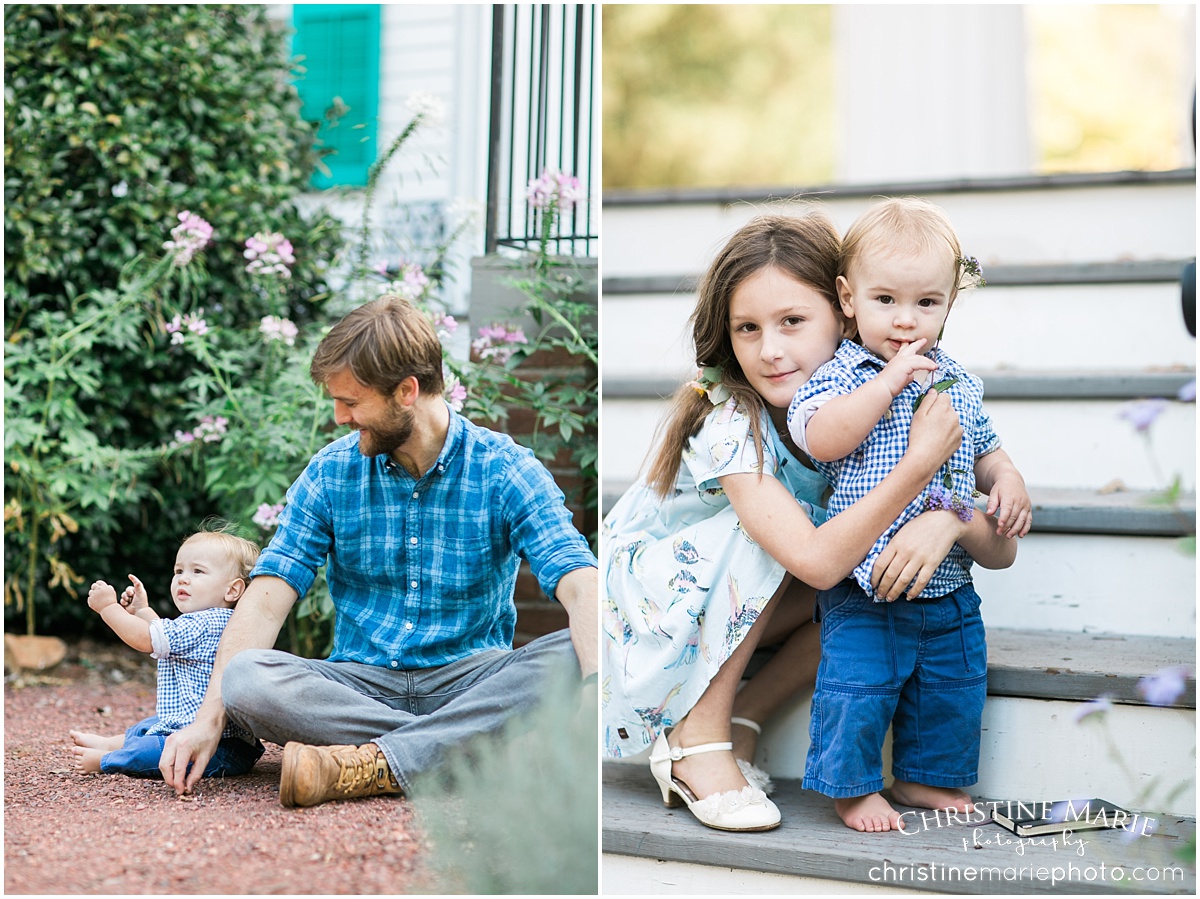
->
[601,399,829,758]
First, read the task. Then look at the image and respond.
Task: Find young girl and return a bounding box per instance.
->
[69,528,264,779]
[601,209,1012,832]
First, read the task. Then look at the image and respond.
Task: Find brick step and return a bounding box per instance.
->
[602,764,1197,895]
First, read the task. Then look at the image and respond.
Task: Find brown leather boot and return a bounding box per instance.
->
[279,741,403,808]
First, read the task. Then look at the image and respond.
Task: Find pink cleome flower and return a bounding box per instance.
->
[163,211,214,267]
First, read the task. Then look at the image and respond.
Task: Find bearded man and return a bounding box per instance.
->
[158,295,597,805]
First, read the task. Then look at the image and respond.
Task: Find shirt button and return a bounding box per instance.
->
[410,580,418,589]
[390,660,399,669]
[409,536,418,545]
[405,621,414,631]
[437,464,444,473]
[412,491,419,499]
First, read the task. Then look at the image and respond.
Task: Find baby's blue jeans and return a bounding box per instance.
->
[100,715,264,778]
[803,580,987,798]
[221,628,580,793]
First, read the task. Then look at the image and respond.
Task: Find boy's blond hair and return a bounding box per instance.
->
[841,197,976,303]
[182,524,260,581]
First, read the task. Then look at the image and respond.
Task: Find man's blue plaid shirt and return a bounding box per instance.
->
[789,340,1001,599]
[251,407,597,669]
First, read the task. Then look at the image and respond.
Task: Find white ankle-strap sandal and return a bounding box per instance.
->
[730,717,775,795]
[648,728,781,832]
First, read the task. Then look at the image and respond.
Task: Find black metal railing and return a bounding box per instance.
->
[485,4,596,258]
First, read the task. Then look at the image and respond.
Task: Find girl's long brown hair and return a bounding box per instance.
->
[644,209,842,499]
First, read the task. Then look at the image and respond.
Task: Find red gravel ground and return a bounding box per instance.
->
[4,641,436,895]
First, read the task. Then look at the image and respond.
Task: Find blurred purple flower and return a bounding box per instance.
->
[244,232,295,278]
[1136,666,1191,706]
[165,311,209,345]
[472,323,528,364]
[1178,379,1196,403]
[259,315,298,346]
[163,211,213,266]
[1118,398,1167,433]
[527,168,585,212]
[252,502,285,530]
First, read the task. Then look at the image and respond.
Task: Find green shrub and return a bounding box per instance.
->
[4,4,343,636]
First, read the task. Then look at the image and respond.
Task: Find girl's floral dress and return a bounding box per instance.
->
[601,398,829,758]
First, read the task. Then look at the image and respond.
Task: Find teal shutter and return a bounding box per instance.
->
[291,5,380,189]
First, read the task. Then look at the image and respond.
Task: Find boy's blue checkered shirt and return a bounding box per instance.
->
[788,340,1002,599]
[251,407,597,670]
[147,607,254,742]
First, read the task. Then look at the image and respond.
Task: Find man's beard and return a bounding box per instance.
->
[355,400,415,458]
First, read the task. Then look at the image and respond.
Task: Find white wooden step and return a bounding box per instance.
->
[603,764,1197,894]
[603,170,1196,277]
[601,395,1196,492]
[601,279,1196,376]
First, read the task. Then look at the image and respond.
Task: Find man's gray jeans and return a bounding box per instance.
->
[222,629,578,792]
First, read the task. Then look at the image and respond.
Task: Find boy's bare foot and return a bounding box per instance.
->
[890,780,974,813]
[71,745,105,774]
[835,793,904,832]
[69,730,123,751]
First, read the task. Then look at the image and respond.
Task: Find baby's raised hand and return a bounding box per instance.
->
[120,574,149,611]
[878,339,938,397]
[86,580,119,614]
[986,474,1032,538]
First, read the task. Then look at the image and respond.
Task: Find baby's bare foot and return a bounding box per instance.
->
[835,793,904,832]
[890,780,974,813]
[71,745,104,774]
[69,730,123,751]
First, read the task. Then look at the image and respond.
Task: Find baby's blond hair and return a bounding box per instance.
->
[841,197,975,302]
[182,521,260,581]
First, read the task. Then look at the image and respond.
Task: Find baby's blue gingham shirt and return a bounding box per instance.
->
[788,340,1001,599]
[148,607,253,741]
[252,407,597,669]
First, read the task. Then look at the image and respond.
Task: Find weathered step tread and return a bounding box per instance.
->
[603,763,1197,895]
[987,629,1195,708]
[602,483,1197,536]
[602,369,1197,400]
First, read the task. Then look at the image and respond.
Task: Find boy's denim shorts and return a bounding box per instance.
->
[802,580,987,799]
[100,715,263,779]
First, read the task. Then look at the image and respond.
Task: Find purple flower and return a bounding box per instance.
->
[165,311,209,345]
[443,371,467,412]
[259,315,298,346]
[383,262,430,302]
[1119,398,1167,433]
[526,168,585,212]
[472,323,528,364]
[244,232,295,278]
[163,211,213,266]
[1178,379,1196,403]
[252,502,285,530]
[1136,666,1191,706]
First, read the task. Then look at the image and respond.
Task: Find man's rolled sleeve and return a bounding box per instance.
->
[500,450,597,603]
[250,459,334,600]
